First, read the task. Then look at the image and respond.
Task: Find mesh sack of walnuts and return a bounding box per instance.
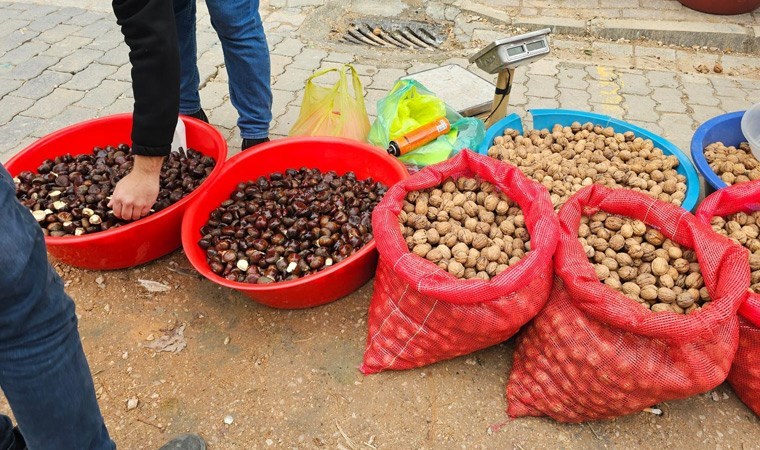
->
[703,141,760,186]
[399,177,530,281]
[506,185,749,422]
[697,180,760,416]
[487,122,687,209]
[362,150,559,374]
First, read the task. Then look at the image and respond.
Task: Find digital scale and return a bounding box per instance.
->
[403,28,552,128]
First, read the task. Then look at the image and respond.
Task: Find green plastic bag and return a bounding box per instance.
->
[368,80,485,166]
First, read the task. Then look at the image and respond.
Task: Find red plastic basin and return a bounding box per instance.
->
[4,113,228,270]
[181,136,409,309]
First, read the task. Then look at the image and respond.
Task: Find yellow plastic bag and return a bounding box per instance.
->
[288,64,370,142]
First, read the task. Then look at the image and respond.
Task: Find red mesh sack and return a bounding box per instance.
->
[696,180,760,416]
[361,150,559,374]
[507,185,750,422]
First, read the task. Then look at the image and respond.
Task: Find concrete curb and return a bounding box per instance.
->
[458,2,758,53]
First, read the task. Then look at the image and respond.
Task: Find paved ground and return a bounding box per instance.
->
[0,0,759,448]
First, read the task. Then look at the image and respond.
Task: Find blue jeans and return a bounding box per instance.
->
[173,0,273,140]
[0,165,114,450]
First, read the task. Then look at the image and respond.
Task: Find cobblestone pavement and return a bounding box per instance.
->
[1,1,760,449]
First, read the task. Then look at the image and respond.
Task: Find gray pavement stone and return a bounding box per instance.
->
[37,24,80,44]
[271,37,304,57]
[31,105,97,138]
[270,105,300,137]
[646,70,678,88]
[682,82,719,107]
[0,29,40,54]
[323,51,355,64]
[65,10,106,27]
[289,48,328,72]
[5,55,58,80]
[0,41,49,65]
[618,72,650,96]
[368,68,406,91]
[589,102,625,118]
[12,70,72,100]
[0,79,22,98]
[634,45,676,63]
[557,67,588,90]
[558,88,591,111]
[719,95,755,112]
[406,62,440,75]
[199,81,229,111]
[0,95,33,124]
[509,82,527,106]
[365,87,387,118]
[53,48,103,73]
[272,67,313,91]
[97,44,129,67]
[588,81,623,105]
[658,112,695,149]
[1,135,36,163]
[62,63,116,91]
[270,54,292,78]
[271,88,296,123]
[267,8,306,26]
[84,32,124,53]
[591,41,634,60]
[21,87,83,119]
[266,33,285,52]
[27,11,75,33]
[74,79,130,109]
[0,19,30,39]
[39,35,91,58]
[0,114,43,154]
[17,4,58,19]
[622,93,658,123]
[208,99,238,131]
[528,74,559,99]
[690,105,728,126]
[107,63,131,82]
[526,96,560,110]
[97,96,133,117]
[678,73,711,86]
[652,86,686,113]
[196,31,219,56]
[527,58,560,77]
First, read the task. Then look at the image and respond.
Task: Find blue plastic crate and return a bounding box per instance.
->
[477,109,701,212]
[690,111,747,195]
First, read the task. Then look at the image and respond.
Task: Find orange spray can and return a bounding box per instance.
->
[387,117,451,157]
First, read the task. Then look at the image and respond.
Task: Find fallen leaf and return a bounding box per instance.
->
[138,279,171,293]
[146,324,187,354]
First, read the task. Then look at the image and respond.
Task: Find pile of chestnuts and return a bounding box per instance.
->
[14,145,216,236]
[199,168,387,284]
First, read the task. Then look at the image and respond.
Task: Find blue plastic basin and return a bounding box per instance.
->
[690,111,747,194]
[477,109,701,212]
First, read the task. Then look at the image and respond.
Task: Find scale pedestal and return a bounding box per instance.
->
[402,64,495,118]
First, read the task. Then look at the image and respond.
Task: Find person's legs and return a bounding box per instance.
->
[206,0,272,140]
[0,166,114,450]
[0,415,24,450]
[173,0,202,115]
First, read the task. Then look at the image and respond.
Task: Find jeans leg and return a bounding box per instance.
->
[206,0,272,139]
[173,0,202,114]
[0,166,114,450]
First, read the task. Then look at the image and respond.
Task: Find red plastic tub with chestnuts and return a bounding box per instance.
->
[697,180,760,416]
[180,136,408,309]
[4,114,228,270]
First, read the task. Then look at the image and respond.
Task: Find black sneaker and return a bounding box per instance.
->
[184,109,209,123]
[241,137,270,151]
[158,434,206,450]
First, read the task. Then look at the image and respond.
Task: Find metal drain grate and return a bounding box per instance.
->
[343,19,446,50]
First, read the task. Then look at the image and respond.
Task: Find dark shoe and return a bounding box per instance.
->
[184,109,208,123]
[158,434,206,450]
[241,137,270,151]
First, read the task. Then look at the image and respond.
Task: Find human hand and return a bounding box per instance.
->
[108,155,164,221]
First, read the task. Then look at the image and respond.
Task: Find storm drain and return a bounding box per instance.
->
[343,19,447,50]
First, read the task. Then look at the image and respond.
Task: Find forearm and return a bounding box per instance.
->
[113,0,180,157]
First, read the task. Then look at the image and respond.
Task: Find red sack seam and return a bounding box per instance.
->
[696,180,760,328]
[371,150,559,304]
[556,185,751,340]
[383,300,440,370]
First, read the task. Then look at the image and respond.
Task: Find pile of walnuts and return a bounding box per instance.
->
[579,212,710,314]
[709,211,760,293]
[398,176,530,281]
[703,141,760,185]
[487,122,687,209]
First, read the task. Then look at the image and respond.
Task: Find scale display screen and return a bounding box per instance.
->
[507,46,525,57]
[526,40,545,52]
